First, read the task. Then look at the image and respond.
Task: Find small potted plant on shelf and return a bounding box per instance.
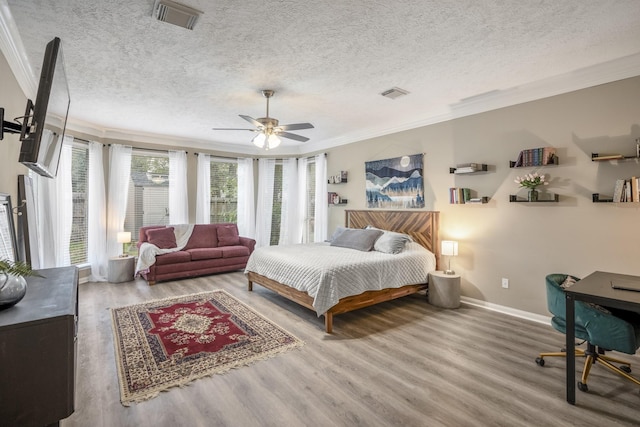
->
[515,172,549,201]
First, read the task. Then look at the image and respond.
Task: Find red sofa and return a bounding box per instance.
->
[137,223,256,285]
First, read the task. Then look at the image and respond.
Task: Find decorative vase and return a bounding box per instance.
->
[528,188,539,202]
[0,272,27,310]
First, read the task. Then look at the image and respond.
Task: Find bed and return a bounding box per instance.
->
[246,210,440,332]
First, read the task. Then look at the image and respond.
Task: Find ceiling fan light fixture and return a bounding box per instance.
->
[252,132,266,148]
[266,133,281,150]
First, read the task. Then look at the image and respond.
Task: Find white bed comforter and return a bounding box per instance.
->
[244,241,436,316]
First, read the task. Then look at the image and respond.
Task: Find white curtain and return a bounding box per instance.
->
[87,141,107,281]
[237,157,255,238]
[195,153,211,224]
[279,157,299,245]
[297,156,310,243]
[254,158,275,247]
[34,134,73,267]
[313,153,328,242]
[169,150,189,224]
[107,144,132,258]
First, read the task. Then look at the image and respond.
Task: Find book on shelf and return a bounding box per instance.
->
[467,198,485,204]
[593,154,624,161]
[613,179,625,203]
[453,163,485,174]
[632,177,639,203]
[514,147,556,167]
[449,187,471,204]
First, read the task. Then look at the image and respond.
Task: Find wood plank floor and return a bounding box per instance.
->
[64,271,640,427]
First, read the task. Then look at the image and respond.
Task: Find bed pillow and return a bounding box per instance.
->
[365,226,413,254]
[327,226,348,242]
[330,228,383,251]
[146,227,177,249]
[218,224,240,246]
[374,231,413,254]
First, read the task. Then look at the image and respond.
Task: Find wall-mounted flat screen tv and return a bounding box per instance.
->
[19,37,70,178]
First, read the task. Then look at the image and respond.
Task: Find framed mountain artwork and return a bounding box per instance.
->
[365,154,425,209]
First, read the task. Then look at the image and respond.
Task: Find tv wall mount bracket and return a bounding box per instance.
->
[0,102,33,141]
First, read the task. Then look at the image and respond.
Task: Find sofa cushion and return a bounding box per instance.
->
[147,227,177,249]
[220,245,250,258]
[154,251,191,265]
[183,224,218,250]
[218,224,240,246]
[187,248,223,261]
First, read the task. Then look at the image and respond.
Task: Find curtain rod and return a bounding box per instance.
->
[106,144,188,154]
[194,152,245,161]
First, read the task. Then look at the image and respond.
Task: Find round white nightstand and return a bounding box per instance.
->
[428,271,461,308]
[108,256,135,283]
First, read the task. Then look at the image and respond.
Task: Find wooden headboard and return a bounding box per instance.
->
[345,210,440,259]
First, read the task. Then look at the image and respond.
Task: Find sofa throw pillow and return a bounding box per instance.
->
[330,228,383,252]
[147,227,177,249]
[218,225,240,246]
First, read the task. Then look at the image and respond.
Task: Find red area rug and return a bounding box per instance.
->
[111,290,303,405]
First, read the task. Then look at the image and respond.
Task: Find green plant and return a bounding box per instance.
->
[0,259,42,278]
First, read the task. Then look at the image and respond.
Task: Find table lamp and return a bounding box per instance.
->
[117,231,131,257]
[441,240,458,275]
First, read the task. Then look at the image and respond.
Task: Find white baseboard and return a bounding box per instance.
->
[460,296,551,325]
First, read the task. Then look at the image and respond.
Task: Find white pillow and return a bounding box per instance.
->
[365,226,412,254]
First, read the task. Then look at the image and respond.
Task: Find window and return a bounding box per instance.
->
[69,142,89,264]
[304,160,316,243]
[270,163,283,245]
[210,158,238,223]
[124,150,170,248]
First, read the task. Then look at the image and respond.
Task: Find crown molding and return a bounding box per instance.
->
[0,0,36,98]
[307,52,640,153]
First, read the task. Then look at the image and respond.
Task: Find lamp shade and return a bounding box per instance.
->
[441,240,458,256]
[117,231,132,244]
[266,133,281,149]
[252,133,266,148]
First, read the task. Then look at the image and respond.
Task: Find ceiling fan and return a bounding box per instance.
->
[213,89,314,150]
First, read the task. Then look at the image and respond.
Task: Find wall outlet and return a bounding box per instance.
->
[501,278,509,289]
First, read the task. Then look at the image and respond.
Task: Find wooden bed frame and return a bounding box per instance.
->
[247,210,440,333]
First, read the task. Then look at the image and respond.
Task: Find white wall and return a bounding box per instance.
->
[325,76,640,316]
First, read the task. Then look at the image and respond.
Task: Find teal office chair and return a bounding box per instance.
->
[536,273,640,392]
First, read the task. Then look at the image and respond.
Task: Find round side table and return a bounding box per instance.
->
[108,256,135,283]
[428,271,461,308]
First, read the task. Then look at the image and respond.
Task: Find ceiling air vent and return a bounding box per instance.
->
[153,0,202,30]
[380,87,409,100]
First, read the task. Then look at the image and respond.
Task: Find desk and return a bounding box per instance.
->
[564,271,640,404]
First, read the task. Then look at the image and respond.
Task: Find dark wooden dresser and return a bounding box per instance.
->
[0,266,78,427]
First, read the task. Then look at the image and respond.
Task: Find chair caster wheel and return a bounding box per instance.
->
[535,357,545,366]
[621,365,632,373]
[578,382,589,392]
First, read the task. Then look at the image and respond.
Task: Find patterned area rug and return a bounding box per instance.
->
[111,290,303,405]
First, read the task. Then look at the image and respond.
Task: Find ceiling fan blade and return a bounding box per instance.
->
[239,115,263,128]
[279,131,309,142]
[212,128,256,131]
[278,122,314,131]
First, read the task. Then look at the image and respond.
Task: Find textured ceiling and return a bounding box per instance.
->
[3,0,640,154]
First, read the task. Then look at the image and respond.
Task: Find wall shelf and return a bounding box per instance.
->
[509,157,558,168]
[509,194,559,203]
[591,139,640,162]
[592,193,614,203]
[449,163,488,174]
